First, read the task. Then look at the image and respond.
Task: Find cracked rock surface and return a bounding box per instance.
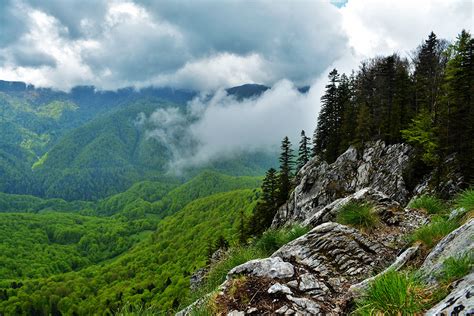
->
[272,141,412,227]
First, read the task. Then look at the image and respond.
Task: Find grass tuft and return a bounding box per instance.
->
[336,201,379,231]
[409,216,459,249]
[409,195,447,215]
[253,224,310,255]
[354,270,437,315]
[437,252,473,284]
[455,188,474,211]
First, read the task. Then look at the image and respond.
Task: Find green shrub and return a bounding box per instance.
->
[410,216,459,249]
[336,201,379,231]
[438,252,473,284]
[354,270,433,315]
[409,195,446,214]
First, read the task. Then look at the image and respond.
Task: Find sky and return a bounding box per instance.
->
[0,0,472,169]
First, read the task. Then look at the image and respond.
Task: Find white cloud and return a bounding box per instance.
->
[0,0,346,91]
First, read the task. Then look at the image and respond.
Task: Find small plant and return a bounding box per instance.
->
[455,188,474,211]
[336,201,379,231]
[409,216,459,249]
[253,224,310,255]
[437,252,473,284]
[453,188,474,222]
[409,195,446,215]
[354,270,434,315]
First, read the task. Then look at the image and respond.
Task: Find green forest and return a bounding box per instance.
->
[0,29,472,315]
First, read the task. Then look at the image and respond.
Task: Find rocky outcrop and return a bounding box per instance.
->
[273,141,412,227]
[209,203,427,315]
[424,271,474,315]
[420,218,474,284]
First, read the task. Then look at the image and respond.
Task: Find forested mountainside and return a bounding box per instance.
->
[0,81,278,200]
[0,29,472,316]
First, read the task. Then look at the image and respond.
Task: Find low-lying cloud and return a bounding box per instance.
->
[142,79,322,173]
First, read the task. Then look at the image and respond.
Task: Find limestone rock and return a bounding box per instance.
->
[424,272,474,316]
[273,141,412,227]
[228,257,295,280]
[420,219,474,283]
[268,283,293,295]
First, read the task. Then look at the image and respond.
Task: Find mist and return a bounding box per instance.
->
[143,79,324,173]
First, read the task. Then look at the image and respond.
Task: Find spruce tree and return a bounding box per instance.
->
[441,30,474,182]
[248,168,279,235]
[297,130,310,170]
[278,136,294,204]
[414,32,447,116]
[354,104,371,150]
[314,69,341,162]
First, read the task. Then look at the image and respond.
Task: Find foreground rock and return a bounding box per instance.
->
[272,141,412,227]
[208,204,426,315]
[424,271,474,315]
[420,218,474,284]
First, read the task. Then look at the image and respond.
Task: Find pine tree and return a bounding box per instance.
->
[314,69,342,162]
[248,168,279,235]
[278,136,294,204]
[413,32,447,116]
[297,130,310,170]
[441,30,474,182]
[354,104,371,150]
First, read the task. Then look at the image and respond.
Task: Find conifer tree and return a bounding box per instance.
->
[441,30,474,182]
[414,32,447,116]
[278,136,294,204]
[248,168,279,235]
[297,130,310,170]
[314,69,341,162]
[354,104,371,150]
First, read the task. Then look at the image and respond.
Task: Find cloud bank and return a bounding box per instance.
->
[0,0,346,91]
[1,0,471,169]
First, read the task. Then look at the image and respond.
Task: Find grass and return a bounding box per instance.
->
[253,224,310,255]
[336,201,379,231]
[453,188,474,222]
[354,270,440,315]
[455,188,474,211]
[409,216,459,249]
[437,252,473,284]
[409,195,447,215]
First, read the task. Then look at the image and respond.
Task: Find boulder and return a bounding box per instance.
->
[424,272,474,316]
[228,257,295,280]
[420,219,474,283]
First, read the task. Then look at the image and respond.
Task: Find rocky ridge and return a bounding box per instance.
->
[180,142,472,315]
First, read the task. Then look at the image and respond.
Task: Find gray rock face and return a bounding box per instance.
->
[302,187,402,227]
[273,141,412,227]
[424,272,474,316]
[228,257,295,280]
[212,208,424,314]
[420,219,474,283]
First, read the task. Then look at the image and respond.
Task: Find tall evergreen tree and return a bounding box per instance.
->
[278,136,294,204]
[297,130,310,170]
[441,30,474,182]
[414,32,447,116]
[314,69,342,162]
[248,168,279,235]
[354,104,371,150]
